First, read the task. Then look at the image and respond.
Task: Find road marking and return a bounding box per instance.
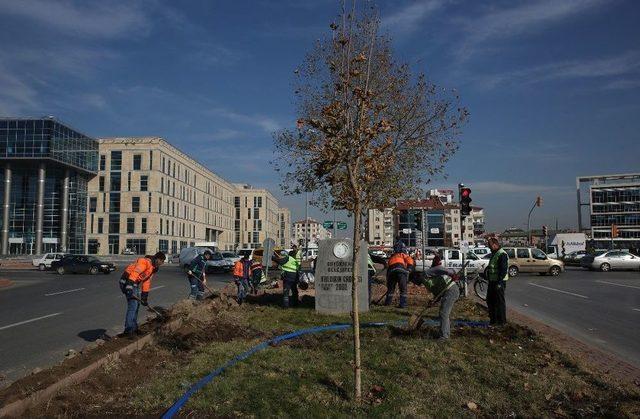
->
[45,287,85,296]
[596,280,640,290]
[0,312,62,331]
[633,308,640,312]
[150,285,166,291]
[528,283,589,299]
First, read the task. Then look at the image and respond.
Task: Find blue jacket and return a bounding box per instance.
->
[189,254,207,278]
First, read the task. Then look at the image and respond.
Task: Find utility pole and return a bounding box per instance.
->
[305,191,309,255]
[527,196,542,245]
[333,207,337,238]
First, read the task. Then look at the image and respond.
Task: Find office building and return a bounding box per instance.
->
[293,218,331,246]
[233,184,282,250]
[86,137,236,255]
[0,117,98,254]
[277,207,292,248]
[366,208,394,249]
[577,173,640,249]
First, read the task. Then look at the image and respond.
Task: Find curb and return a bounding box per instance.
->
[0,318,183,418]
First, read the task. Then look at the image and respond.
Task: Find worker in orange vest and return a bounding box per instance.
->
[119,252,166,337]
[232,255,251,304]
[384,249,415,308]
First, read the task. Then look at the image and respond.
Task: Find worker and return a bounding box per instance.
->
[384,248,414,308]
[187,250,212,300]
[367,252,387,303]
[119,252,166,337]
[273,250,300,308]
[249,259,265,294]
[410,254,460,339]
[233,254,251,304]
[486,237,509,325]
[290,244,303,264]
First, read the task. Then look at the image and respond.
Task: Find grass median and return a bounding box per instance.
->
[26,286,640,417]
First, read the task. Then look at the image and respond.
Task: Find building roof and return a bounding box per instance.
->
[293,218,321,225]
[396,197,451,210]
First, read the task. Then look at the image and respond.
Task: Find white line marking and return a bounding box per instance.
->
[633,308,640,312]
[149,285,166,291]
[0,313,62,331]
[528,283,589,299]
[596,280,640,290]
[45,287,85,296]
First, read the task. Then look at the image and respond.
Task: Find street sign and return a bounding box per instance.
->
[402,228,412,234]
[323,221,334,229]
[430,228,440,234]
[337,221,347,230]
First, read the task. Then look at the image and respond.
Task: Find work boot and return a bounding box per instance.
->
[398,295,408,308]
[384,296,393,306]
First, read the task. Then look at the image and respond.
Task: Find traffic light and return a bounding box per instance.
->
[542,225,548,237]
[414,210,423,231]
[536,196,543,207]
[459,187,472,216]
[611,224,619,238]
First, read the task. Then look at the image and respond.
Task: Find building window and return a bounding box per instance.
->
[140,175,148,191]
[141,218,147,234]
[133,154,142,170]
[110,151,122,171]
[149,151,153,170]
[90,214,94,234]
[110,173,121,191]
[125,239,146,255]
[252,232,260,243]
[88,239,99,255]
[253,208,259,219]
[161,178,164,193]
[98,218,104,234]
[89,197,97,212]
[109,214,120,234]
[127,218,135,234]
[108,235,119,254]
[127,172,131,191]
[132,197,140,212]
[160,218,163,235]
[162,157,165,173]
[98,176,105,192]
[148,193,152,212]
[109,193,120,212]
[99,154,106,171]
[159,239,168,253]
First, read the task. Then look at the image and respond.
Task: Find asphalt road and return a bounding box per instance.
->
[506,266,640,367]
[0,265,233,388]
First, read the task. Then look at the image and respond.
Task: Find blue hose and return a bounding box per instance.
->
[162,319,487,418]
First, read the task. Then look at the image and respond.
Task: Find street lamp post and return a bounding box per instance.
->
[527,196,543,245]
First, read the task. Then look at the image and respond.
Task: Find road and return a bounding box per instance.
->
[506,267,640,367]
[0,265,232,388]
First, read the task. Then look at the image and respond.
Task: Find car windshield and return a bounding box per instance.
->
[594,251,607,256]
[222,252,236,258]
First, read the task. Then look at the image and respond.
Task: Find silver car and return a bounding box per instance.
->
[581,251,640,272]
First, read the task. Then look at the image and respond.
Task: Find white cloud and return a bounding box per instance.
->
[469,181,571,195]
[469,50,640,90]
[0,0,150,38]
[209,108,281,134]
[0,63,39,114]
[603,78,640,90]
[455,0,608,62]
[381,0,444,35]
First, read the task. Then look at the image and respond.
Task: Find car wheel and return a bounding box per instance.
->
[508,266,519,277]
[549,266,561,276]
[600,263,611,272]
[39,263,46,271]
[89,266,98,275]
[57,266,65,275]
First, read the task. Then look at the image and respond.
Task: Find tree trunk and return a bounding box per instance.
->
[351,205,362,403]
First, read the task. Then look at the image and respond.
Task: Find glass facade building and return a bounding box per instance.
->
[0,117,97,254]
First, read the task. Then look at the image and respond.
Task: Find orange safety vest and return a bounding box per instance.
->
[124,258,155,292]
[388,253,413,268]
[233,260,244,277]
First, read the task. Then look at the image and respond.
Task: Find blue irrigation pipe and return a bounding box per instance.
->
[162,319,488,418]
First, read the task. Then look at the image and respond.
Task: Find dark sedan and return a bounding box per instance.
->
[51,255,116,275]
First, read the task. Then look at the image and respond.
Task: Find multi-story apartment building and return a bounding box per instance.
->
[1,117,98,255]
[277,207,292,248]
[577,173,640,249]
[86,137,236,255]
[366,208,394,249]
[233,184,281,250]
[293,218,331,246]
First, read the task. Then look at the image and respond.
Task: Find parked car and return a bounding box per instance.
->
[470,247,491,257]
[581,250,640,272]
[415,248,489,274]
[32,253,68,271]
[121,248,136,255]
[52,255,116,275]
[221,252,241,263]
[562,250,588,265]
[502,247,564,277]
[179,247,234,273]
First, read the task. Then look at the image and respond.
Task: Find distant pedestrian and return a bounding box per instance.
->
[187,250,211,300]
[486,237,509,325]
[119,252,166,337]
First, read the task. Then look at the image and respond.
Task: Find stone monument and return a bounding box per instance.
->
[315,238,369,314]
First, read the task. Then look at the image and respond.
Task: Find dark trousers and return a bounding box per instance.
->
[282,271,299,308]
[487,281,507,325]
[188,275,204,300]
[385,270,408,308]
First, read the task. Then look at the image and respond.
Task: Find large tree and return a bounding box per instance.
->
[273,3,468,401]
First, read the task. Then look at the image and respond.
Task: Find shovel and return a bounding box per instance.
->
[187,272,217,298]
[132,295,166,319]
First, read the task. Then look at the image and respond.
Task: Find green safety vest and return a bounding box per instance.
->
[282,255,300,273]
[422,275,455,299]
[294,249,303,263]
[487,248,509,282]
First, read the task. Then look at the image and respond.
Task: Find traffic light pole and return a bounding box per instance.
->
[421,209,426,272]
[527,202,536,246]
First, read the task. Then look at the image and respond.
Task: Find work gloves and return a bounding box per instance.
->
[141,292,149,306]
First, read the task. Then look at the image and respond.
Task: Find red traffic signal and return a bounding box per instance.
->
[459,187,472,216]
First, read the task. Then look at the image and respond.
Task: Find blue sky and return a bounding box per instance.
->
[1,0,639,232]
